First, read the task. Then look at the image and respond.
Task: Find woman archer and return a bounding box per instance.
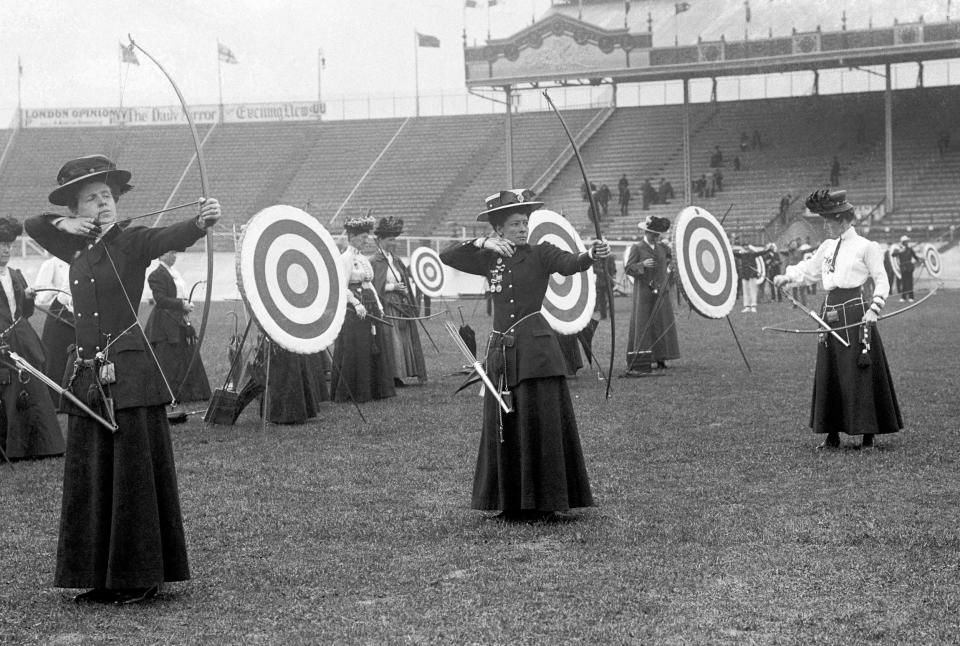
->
[440,189,609,521]
[774,188,902,449]
[26,154,222,604]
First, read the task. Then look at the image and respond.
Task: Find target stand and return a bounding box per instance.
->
[206,205,348,426]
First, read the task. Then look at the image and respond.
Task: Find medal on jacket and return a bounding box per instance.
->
[489,258,505,293]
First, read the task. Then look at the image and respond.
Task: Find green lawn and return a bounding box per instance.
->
[2,288,958,645]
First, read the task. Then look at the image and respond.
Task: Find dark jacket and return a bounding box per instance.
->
[24,216,205,410]
[441,240,593,388]
[144,263,192,344]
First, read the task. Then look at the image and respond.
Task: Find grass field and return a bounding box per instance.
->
[2,286,959,645]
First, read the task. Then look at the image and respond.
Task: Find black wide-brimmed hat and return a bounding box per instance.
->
[374,216,404,239]
[476,189,543,223]
[637,214,671,234]
[804,188,853,218]
[49,155,133,207]
[0,217,22,244]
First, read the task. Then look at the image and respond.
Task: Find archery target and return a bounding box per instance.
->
[409,247,446,298]
[923,244,942,277]
[754,255,766,282]
[674,206,737,319]
[236,205,346,353]
[890,252,902,279]
[528,209,596,334]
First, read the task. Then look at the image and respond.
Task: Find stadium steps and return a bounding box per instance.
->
[439,108,605,236]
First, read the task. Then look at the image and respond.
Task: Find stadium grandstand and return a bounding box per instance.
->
[1,0,958,257]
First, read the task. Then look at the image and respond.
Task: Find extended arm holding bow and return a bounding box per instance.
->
[543,90,615,399]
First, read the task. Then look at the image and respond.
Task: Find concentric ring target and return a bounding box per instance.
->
[754,255,766,283]
[409,247,446,298]
[528,209,596,334]
[674,206,737,319]
[923,244,942,276]
[236,205,346,353]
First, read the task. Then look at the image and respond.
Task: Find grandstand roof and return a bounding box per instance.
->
[466,0,960,87]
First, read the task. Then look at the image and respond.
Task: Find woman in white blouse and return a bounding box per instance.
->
[774,189,902,449]
[330,215,395,403]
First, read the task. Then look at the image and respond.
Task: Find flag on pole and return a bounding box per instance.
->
[625,0,631,14]
[488,0,498,6]
[465,0,477,6]
[119,42,139,65]
[18,57,23,77]
[416,32,441,48]
[218,43,239,64]
[745,0,751,22]
[675,2,690,14]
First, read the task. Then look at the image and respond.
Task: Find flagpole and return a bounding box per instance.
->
[414,31,421,118]
[17,57,22,129]
[217,40,224,124]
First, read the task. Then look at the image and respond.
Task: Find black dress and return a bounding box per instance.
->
[26,215,203,590]
[441,240,594,513]
[0,266,64,460]
[144,263,211,402]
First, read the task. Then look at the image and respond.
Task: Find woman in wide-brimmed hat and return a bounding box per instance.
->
[775,188,902,449]
[25,154,222,604]
[624,214,679,372]
[330,215,395,403]
[0,216,64,461]
[440,189,610,521]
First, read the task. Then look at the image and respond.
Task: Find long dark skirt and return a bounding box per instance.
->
[154,327,211,403]
[260,347,319,425]
[40,313,74,383]
[55,405,189,589]
[809,289,903,437]
[383,295,427,382]
[472,376,593,512]
[0,373,64,460]
[627,283,679,363]
[330,292,395,403]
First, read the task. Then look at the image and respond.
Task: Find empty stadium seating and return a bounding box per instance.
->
[0,86,957,248]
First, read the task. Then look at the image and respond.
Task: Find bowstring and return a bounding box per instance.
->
[100,242,179,405]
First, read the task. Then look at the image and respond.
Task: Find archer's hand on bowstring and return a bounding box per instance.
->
[772,274,792,288]
[195,198,222,229]
[56,216,101,239]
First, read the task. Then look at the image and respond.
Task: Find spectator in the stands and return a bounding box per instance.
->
[619,186,631,217]
[739,131,750,152]
[733,155,741,171]
[937,131,951,156]
[778,193,791,225]
[713,168,724,192]
[710,145,723,168]
[640,178,654,210]
[830,156,841,186]
[659,179,675,203]
[751,129,762,150]
[617,174,628,202]
[597,184,611,218]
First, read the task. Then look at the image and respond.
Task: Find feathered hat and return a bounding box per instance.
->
[804,188,853,218]
[49,155,133,207]
[0,217,23,244]
[637,214,671,234]
[343,215,376,235]
[374,216,404,239]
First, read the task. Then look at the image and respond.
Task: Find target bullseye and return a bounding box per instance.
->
[409,247,446,298]
[527,209,596,334]
[237,205,347,353]
[923,244,942,277]
[674,206,737,319]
